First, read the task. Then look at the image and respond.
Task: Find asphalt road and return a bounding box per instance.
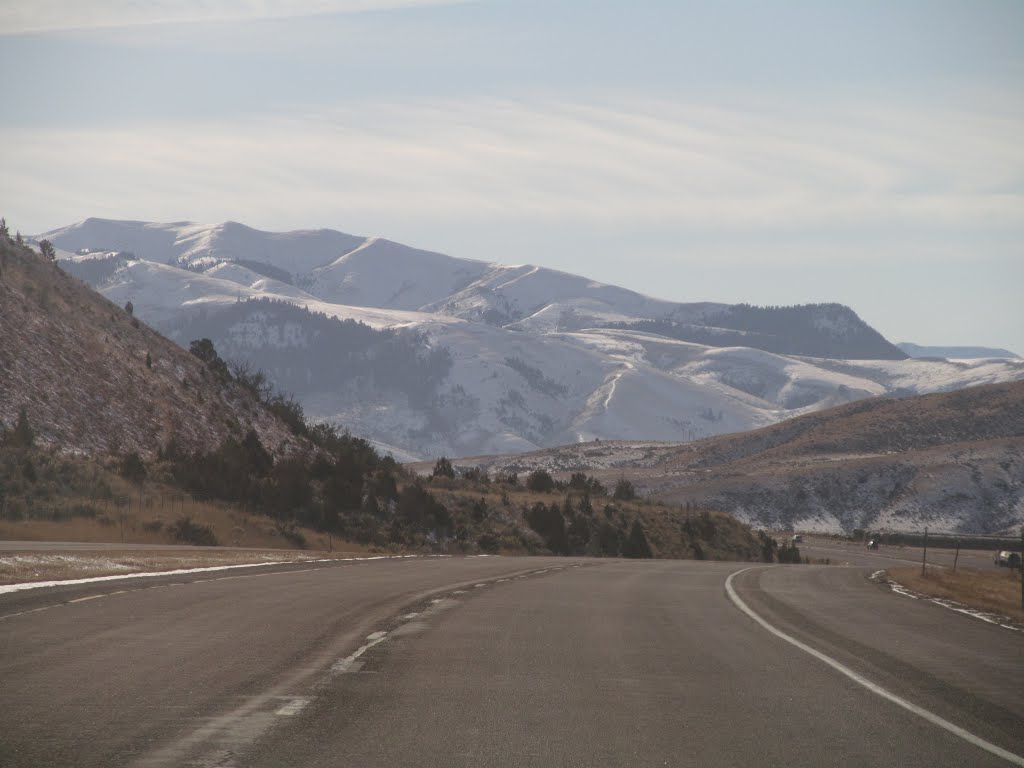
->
[799,538,1009,571]
[1,556,1021,767]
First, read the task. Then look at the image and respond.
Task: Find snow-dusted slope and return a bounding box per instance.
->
[39,218,1024,460]
[308,238,492,310]
[43,218,364,275]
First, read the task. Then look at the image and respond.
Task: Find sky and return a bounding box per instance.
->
[1,0,1022,353]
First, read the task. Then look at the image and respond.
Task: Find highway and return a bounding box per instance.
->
[1,555,1021,767]
[799,537,1010,571]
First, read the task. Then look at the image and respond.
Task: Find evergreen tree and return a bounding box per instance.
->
[526,469,555,492]
[39,239,56,261]
[613,478,637,501]
[622,519,653,558]
[0,217,8,239]
[431,456,455,479]
[120,452,147,484]
[7,407,34,448]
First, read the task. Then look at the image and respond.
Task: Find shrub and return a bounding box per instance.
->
[478,533,500,553]
[495,470,518,486]
[168,516,218,546]
[613,479,637,501]
[276,521,308,549]
[431,456,456,479]
[526,469,555,493]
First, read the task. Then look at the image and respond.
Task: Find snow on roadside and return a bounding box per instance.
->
[0,554,419,595]
[870,570,1022,632]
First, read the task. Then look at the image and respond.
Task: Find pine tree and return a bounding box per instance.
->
[431,456,455,479]
[39,239,56,261]
[8,407,34,448]
[623,519,653,558]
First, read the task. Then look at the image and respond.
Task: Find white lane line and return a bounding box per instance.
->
[0,605,54,621]
[331,631,388,674]
[274,697,311,716]
[67,594,105,603]
[725,567,1024,767]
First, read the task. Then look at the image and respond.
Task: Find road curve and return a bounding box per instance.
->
[1,557,1021,767]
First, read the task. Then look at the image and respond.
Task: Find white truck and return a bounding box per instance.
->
[994,551,1021,568]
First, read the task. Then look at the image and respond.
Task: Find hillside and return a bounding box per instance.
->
[38,218,1024,460]
[436,381,1024,535]
[0,236,301,459]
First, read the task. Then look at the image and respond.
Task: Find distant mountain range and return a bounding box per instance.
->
[39,218,1024,460]
[898,342,1020,360]
[427,381,1024,535]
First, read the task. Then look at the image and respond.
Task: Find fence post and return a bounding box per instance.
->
[921,527,928,576]
[953,538,960,573]
[1020,526,1023,612]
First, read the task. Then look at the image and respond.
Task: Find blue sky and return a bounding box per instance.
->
[1,1,1022,352]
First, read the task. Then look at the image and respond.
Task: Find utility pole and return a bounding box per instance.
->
[953,538,960,573]
[1020,526,1023,613]
[921,527,928,577]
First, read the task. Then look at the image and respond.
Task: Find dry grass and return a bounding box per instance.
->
[0,483,377,553]
[0,548,379,585]
[888,566,1024,623]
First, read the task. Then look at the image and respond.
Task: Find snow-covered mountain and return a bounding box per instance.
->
[898,342,1020,360]
[42,218,1024,460]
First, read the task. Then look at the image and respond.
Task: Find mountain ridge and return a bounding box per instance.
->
[37,218,1024,461]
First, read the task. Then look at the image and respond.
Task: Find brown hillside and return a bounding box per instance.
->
[439,382,1024,533]
[0,238,302,459]
[667,381,1024,470]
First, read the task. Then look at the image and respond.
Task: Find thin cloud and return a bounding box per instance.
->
[0,0,472,35]
[1,96,1021,234]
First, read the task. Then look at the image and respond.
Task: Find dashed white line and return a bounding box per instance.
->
[274,697,311,717]
[725,567,1024,767]
[332,631,389,674]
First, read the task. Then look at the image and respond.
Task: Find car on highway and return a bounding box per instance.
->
[791,534,802,543]
[994,551,1021,568]
[867,539,879,550]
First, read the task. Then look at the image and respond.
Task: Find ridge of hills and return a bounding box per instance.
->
[434,381,1024,534]
[898,342,1020,360]
[36,217,1024,461]
[0,230,766,560]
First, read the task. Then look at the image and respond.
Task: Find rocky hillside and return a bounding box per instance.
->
[438,382,1024,535]
[0,235,302,459]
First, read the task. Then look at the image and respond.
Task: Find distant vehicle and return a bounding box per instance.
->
[995,551,1021,568]
[791,534,802,543]
[867,539,879,550]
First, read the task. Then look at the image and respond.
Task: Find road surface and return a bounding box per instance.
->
[1,556,1021,767]
[800,537,1008,571]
